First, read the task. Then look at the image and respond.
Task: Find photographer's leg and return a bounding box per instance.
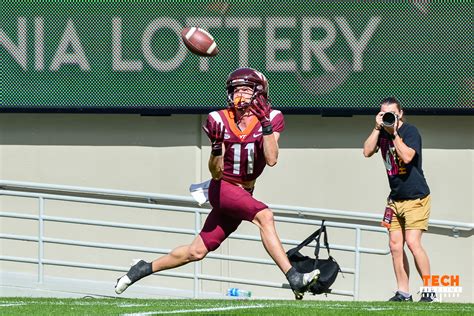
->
[405,229,430,279]
[390,230,410,293]
[404,196,431,280]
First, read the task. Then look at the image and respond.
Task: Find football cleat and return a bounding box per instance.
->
[286,267,320,300]
[115,259,150,295]
[114,274,132,295]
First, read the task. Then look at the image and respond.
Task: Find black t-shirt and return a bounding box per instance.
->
[377,122,430,200]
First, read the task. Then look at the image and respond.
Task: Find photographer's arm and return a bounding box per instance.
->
[363,128,380,157]
[383,116,416,164]
[363,112,383,157]
[392,135,416,164]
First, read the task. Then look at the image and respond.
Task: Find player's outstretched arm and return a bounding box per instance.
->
[250,94,279,166]
[208,151,224,179]
[262,132,279,167]
[203,120,225,179]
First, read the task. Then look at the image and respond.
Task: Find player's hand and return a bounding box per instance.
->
[375,112,384,131]
[250,93,273,135]
[203,121,224,143]
[203,121,225,156]
[250,94,271,123]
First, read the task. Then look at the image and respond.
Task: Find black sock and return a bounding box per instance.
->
[126,260,153,283]
[285,267,296,277]
[285,267,299,283]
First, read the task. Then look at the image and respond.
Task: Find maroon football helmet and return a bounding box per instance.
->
[226,67,268,110]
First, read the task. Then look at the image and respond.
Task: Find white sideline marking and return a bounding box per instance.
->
[119,304,151,308]
[0,303,26,307]
[121,304,265,315]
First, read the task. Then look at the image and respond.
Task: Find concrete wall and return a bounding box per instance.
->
[0,113,472,302]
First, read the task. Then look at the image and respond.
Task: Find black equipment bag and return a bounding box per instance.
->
[286,220,340,295]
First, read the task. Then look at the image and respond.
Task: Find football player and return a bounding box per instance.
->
[115,68,319,299]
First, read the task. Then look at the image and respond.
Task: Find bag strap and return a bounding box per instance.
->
[286,226,323,258]
[314,220,331,259]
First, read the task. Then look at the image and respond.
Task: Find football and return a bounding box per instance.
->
[181,27,219,57]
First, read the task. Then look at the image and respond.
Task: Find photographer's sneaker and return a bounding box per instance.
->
[388,291,413,302]
[115,259,152,294]
[286,267,320,300]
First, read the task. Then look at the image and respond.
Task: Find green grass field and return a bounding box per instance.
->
[0,298,472,315]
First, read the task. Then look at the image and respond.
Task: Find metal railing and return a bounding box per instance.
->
[1,180,472,300]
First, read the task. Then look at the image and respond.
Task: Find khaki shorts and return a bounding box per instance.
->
[387,195,431,231]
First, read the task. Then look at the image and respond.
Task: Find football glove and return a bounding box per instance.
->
[250,93,273,135]
[203,120,225,156]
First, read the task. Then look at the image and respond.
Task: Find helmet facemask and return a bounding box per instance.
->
[227,84,262,111]
[226,68,268,111]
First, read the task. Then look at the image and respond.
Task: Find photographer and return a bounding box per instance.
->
[363,97,434,302]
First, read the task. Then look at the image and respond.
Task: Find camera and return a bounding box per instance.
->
[382,112,398,127]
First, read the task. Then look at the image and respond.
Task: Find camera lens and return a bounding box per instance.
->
[382,112,396,127]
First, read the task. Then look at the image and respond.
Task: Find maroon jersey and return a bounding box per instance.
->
[204,108,285,182]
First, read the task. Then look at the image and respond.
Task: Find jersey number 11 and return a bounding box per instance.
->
[231,143,255,175]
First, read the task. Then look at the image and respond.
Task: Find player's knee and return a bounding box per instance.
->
[188,246,207,261]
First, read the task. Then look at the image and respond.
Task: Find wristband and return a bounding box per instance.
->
[211,143,222,156]
[262,124,273,135]
[260,119,273,135]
